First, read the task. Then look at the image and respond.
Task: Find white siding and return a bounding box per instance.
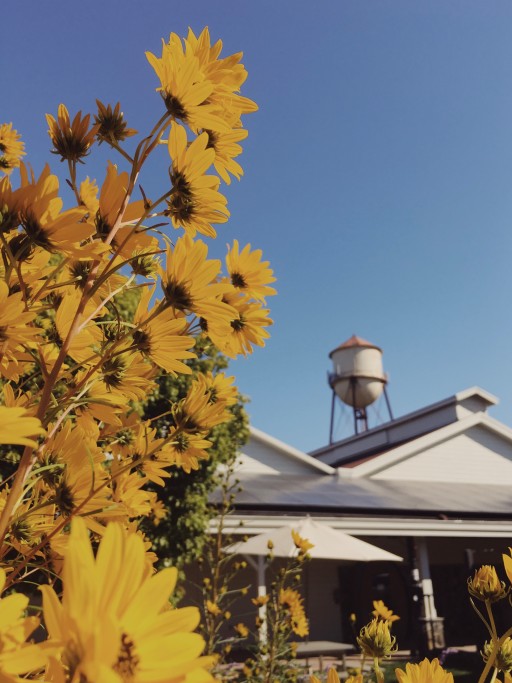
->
[371,426,512,484]
[242,437,324,475]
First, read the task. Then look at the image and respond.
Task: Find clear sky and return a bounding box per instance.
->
[3,1,512,452]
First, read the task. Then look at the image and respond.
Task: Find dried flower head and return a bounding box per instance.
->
[95,100,137,145]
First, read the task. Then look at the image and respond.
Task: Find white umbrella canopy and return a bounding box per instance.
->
[226,516,403,563]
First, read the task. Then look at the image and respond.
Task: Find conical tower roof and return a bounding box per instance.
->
[329,335,382,358]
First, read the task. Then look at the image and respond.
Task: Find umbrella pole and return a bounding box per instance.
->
[257,555,268,643]
[245,555,268,644]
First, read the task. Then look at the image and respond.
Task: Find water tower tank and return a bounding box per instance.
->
[329,335,387,409]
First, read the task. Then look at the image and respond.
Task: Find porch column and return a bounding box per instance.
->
[416,537,445,651]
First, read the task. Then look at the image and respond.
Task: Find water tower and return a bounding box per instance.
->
[328,335,393,442]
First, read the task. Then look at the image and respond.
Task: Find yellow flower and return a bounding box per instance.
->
[0,406,44,448]
[226,240,277,302]
[468,565,508,603]
[162,428,212,474]
[186,27,258,127]
[234,623,249,638]
[16,164,93,258]
[167,122,229,238]
[206,293,272,358]
[0,123,25,175]
[279,588,309,638]
[357,618,397,659]
[482,638,512,673]
[251,595,269,607]
[0,567,48,679]
[41,518,213,683]
[372,599,400,623]
[94,162,156,257]
[146,33,229,132]
[161,234,234,323]
[175,375,231,433]
[133,286,196,376]
[205,128,248,185]
[503,548,512,586]
[395,658,453,683]
[0,280,42,381]
[311,670,344,683]
[292,530,314,554]
[95,100,137,145]
[197,371,237,407]
[46,104,99,162]
[206,600,222,617]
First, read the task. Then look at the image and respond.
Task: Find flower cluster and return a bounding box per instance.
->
[0,25,272,682]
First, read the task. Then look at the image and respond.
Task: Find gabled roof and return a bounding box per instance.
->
[311,387,498,467]
[337,412,512,483]
[241,426,335,476]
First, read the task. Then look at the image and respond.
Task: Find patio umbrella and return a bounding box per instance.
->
[226,516,402,640]
[227,516,403,562]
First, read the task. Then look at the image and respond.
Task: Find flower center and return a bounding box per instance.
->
[114,633,140,680]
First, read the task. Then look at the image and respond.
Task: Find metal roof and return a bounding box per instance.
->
[216,473,512,518]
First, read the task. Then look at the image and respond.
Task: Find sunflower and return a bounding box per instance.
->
[16,164,94,258]
[146,34,229,132]
[133,287,196,376]
[161,234,234,323]
[0,175,22,234]
[226,240,276,301]
[206,293,272,358]
[162,427,212,473]
[167,123,229,238]
[41,518,213,683]
[0,568,48,680]
[279,588,309,638]
[291,530,314,554]
[46,104,99,163]
[113,420,170,487]
[395,658,454,683]
[98,350,156,403]
[196,371,237,407]
[0,406,44,448]
[39,421,118,526]
[205,127,248,185]
[186,28,258,128]
[311,669,345,683]
[94,162,157,257]
[53,290,103,365]
[372,599,400,623]
[0,123,25,175]
[175,375,231,433]
[0,280,41,380]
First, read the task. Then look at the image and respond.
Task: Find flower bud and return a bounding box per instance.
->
[482,638,512,673]
[357,618,397,659]
[468,565,508,603]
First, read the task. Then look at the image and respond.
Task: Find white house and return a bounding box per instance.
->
[220,382,512,650]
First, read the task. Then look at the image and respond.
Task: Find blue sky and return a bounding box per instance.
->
[3,1,512,452]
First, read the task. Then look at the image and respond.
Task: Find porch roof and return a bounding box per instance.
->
[219,472,512,518]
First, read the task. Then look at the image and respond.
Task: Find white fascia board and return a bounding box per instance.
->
[343,412,505,478]
[249,425,335,475]
[455,386,498,407]
[215,514,512,539]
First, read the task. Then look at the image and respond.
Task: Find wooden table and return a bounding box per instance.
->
[294,641,356,670]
